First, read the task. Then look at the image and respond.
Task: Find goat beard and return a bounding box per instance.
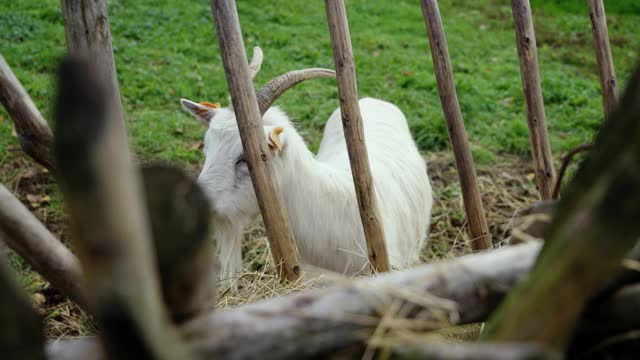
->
[213,216,246,289]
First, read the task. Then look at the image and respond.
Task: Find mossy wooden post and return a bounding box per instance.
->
[324,0,390,272]
[589,0,618,120]
[60,0,126,136]
[0,55,55,172]
[420,0,491,250]
[210,0,302,282]
[511,0,556,200]
[481,61,640,350]
[0,256,46,360]
[0,185,87,310]
[141,165,218,323]
[53,58,192,360]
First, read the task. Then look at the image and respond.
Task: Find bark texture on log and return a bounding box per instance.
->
[53,58,191,360]
[511,0,557,200]
[325,0,390,271]
[0,55,55,171]
[589,0,618,120]
[420,0,491,250]
[390,341,561,360]
[44,243,542,360]
[0,185,87,310]
[141,165,218,323]
[0,256,46,360]
[210,0,302,282]
[482,59,640,349]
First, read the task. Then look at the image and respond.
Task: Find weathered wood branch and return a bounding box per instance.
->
[43,242,543,360]
[53,58,191,359]
[589,0,618,120]
[141,165,218,323]
[210,0,302,282]
[481,59,640,349]
[420,0,491,250]
[0,184,87,310]
[511,0,557,199]
[0,255,46,360]
[325,0,390,271]
[389,341,561,360]
[0,55,55,171]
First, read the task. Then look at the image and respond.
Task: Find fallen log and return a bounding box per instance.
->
[44,242,543,360]
[0,184,87,310]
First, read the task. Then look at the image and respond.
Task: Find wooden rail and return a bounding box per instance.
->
[511,0,557,200]
[420,0,491,250]
[324,0,390,272]
[588,0,618,120]
[210,0,302,282]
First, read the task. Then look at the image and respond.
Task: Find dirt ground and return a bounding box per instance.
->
[1,150,541,339]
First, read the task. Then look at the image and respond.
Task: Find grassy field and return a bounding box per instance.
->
[1,0,639,338]
[2,0,639,162]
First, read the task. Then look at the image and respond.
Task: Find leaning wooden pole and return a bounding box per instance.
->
[324,0,390,271]
[210,0,302,281]
[420,0,491,250]
[588,0,618,120]
[0,185,87,311]
[511,0,557,200]
[0,55,55,172]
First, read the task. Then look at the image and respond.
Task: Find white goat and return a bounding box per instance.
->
[181,47,433,283]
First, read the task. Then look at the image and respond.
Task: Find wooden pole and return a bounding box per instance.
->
[210,0,302,282]
[420,0,491,250]
[141,165,218,323]
[53,58,192,360]
[511,0,557,200]
[0,256,46,360]
[0,55,55,172]
[60,0,126,136]
[588,0,618,119]
[0,185,87,311]
[324,0,390,271]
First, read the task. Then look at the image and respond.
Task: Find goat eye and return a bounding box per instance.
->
[235,156,246,166]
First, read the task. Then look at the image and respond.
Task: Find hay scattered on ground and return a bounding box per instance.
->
[1,151,541,338]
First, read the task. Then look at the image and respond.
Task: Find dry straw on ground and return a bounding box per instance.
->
[1,150,542,339]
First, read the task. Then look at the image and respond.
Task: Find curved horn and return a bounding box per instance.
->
[248,46,264,80]
[256,68,336,115]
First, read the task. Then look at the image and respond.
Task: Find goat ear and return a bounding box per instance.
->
[264,126,285,152]
[180,98,220,125]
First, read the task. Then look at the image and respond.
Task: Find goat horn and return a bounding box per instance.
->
[256,68,336,115]
[249,46,264,81]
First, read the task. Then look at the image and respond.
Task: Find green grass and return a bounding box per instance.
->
[1,0,639,164]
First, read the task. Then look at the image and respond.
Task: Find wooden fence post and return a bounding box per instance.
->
[60,0,126,135]
[209,0,302,282]
[420,0,492,250]
[54,58,191,360]
[511,0,557,200]
[324,0,390,272]
[588,0,618,119]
